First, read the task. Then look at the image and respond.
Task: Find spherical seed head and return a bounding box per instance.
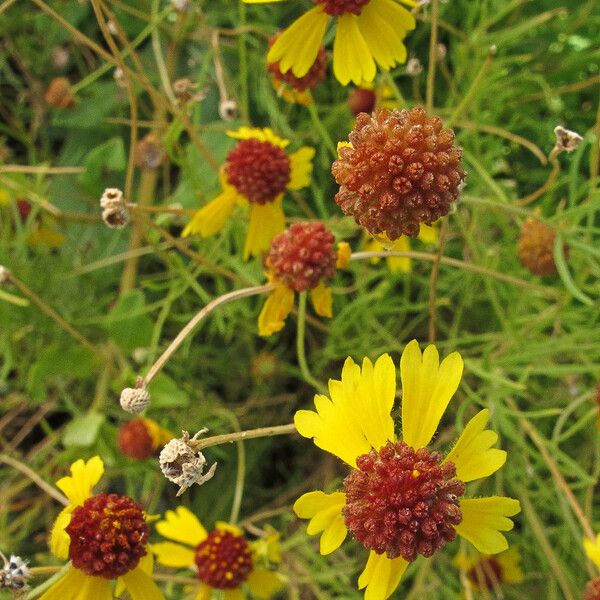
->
[585,578,600,600]
[195,529,253,589]
[268,35,327,92]
[348,88,377,117]
[517,218,567,276]
[133,133,165,170]
[119,387,151,414]
[332,107,466,239]
[66,493,148,579]
[45,77,75,108]
[343,441,465,562]
[224,139,291,204]
[316,0,370,16]
[267,222,337,292]
[118,419,154,460]
[467,556,503,590]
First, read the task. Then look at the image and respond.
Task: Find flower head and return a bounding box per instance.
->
[586,578,600,600]
[293,340,520,600]
[517,218,567,277]
[268,34,327,105]
[153,506,284,599]
[332,107,466,239]
[245,0,417,86]
[41,456,163,600]
[455,547,523,592]
[258,222,347,336]
[182,127,314,260]
[119,418,172,460]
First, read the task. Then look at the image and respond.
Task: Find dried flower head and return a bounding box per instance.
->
[119,386,151,414]
[219,99,238,121]
[333,107,466,239]
[586,578,600,600]
[100,188,130,229]
[554,125,583,154]
[0,552,30,592]
[159,430,217,496]
[133,133,166,170]
[406,57,423,76]
[45,77,75,108]
[348,88,377,116]
[517,218,567,276]
[113,67,128,89]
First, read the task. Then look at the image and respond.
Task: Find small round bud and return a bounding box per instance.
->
[119,387,151,414]
[406,57,423,76]
[51,47,70,70]
[113,67,128,89]
[45,77,75,109]
[517,218,567,277]
[348,88,376,116]
[554,125,583,153]
[159,430,217,496]
[219,99,238,121]
[100,188,130,229]
[436,43,447,60]
[133,133,166,170]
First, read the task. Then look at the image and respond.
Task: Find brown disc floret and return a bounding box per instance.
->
[343,441,464,562]
[316,0,371,16]
[332,107,466,239]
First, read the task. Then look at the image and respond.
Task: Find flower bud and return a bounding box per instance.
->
[119,386,151,414]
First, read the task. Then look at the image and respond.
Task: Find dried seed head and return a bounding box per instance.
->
[219,99,238,121]
[100,188,130,229]
[159,430,217,496]
[133,133,166,170]
[554,126,583,153]
[266,222,337,292]
[517,218,567,276]
[406,57,423,76]
[45,77,75,109]
[333,107,466,239]
[585,578,600,600]
[348,88,377,116]
[0,553,30,591]
[0,266,11,285]
[51,47,70,70]
[113,67,128,89]
[119,386,151,414]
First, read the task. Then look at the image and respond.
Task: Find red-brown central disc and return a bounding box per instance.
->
[225,139,291,205]
[66,493,148,579]
[343,441,464,562]
[195,529,253,589]
[315,0,371,16]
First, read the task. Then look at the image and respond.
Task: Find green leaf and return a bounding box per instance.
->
[103,290,154,353]
[63,412,105,447]
[77,137,126,195]
[148,373,189,408]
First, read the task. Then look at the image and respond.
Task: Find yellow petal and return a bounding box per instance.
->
[295,354,396,466]
[27,227,65,248]
[226,126,289,148]
[387,236,411,273]
[417,222,438,244]
[373,0,416,31]
[258,284,294,337]
[333,14,376,86]
[244,197,286,260]
[310,283,332,318]
[455,497,521,554]
[358,551,408,600]
[55,456,104,506]
[155,506,207,547]
[39,568,112,600]
[443,409,506,482]
[195,584,212,600]
[336,242,351,268]
[116,551,154,597]
[121,564,164,600]
[215,521,244,536]
[246,569,285,599]
[152,541,196,568]
[181,188,238,238]
[223,590,244,600]
[268,6,329,77]
[142,418,172,449]
[288,146,315,190]
[50,506,73,559]
[293,491,347,555]
[250,527,282,564]
[400,340,464,449]
[584,533,600,568]
[357,0,410,70]
[497,546,524,583]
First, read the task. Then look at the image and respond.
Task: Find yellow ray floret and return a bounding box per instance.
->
[293,491,347,555]
[258,284,294,337]
[310,282,333,317]
[246,569,285,599]
[454,497,521,555]
[443,409,507,482]
[244,197,286,260]
[333,14,376,86]
[358,550,408,600]
[181,186,238,238]
[55,456,104,506]
[38,567,113,600]
[584,533,600,568]
[400,340,463,450]
[155,506,208,547]
[226,126,289,148]
[152,541,196,568]
[288,146,316,189]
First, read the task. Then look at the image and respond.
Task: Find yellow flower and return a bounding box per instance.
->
[257,222,348,337]
[365,223,438,273]
[293,340,520,600]
[244,0,417,86]
[584,533,600,568]
[454,547,523,592]
[153,506,284,600]
[42,456,163,600]
[182,127,314,260]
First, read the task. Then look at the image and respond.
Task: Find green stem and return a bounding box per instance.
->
[306,101,337,159]
[296,292,327,394]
